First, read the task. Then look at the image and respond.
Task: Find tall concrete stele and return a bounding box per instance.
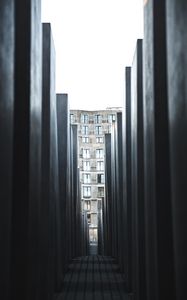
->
[70,108,121,249]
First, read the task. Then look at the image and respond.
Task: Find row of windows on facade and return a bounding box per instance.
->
[82,161,104,171]
[81,148,104,159]
[82,136,104,144]
[82,186,104,198]
[82,173,105,184]
[70,113,116,124]
[81,125,108,135]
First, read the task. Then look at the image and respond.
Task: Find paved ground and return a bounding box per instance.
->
[55,256,128,300]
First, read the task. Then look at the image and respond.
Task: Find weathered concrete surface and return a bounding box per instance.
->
[104,134,112,256]
[0,1,14,299]
[56,94,70,278]
[123,67,133,293]
[166,1,187,299]
[10,2,42,300]
[143,1,175,300]
[41,23,59,299]
[131,39,146,300]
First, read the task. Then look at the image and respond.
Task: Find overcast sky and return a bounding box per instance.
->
[41,0,144,110]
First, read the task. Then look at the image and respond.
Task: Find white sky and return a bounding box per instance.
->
[41,0,144,110]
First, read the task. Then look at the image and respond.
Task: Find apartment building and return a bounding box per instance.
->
[70,108,121,245]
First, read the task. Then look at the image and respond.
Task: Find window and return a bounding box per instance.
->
[83,186,91,198]
[97,174,105,184]
[83,149,90,158]
[82,137,89,143]
[95,126,102,135]
[81,114,89,123]
[108,114,116,123]
[95,114,102,124]
[97,161,104,171]
[84,200,91,211]
[83,173,91,184]
[70,114,74,123]
[98,187,104,197]
[83,161,90,171]
[96,137,103,143]
[82,126,89,135]
[96,149,104,159]
[87,213,91,224]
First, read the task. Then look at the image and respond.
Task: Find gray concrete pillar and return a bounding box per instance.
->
[166,1,187,299]
[131,39,146,300]
[143,1,176,299]
[0,1,14,299]
[10,2,42,300]
[104,134,112,256]
[56,94,69,277]
[41,23,59,298]
[123,67,133,293]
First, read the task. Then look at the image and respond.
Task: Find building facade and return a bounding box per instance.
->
[70,108,121,246]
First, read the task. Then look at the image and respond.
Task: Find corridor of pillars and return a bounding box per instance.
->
[0,1,187,300]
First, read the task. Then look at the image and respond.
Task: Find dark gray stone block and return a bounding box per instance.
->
[56,94,69,278]
[76,168,82,257]
[166,1,187,299]
[71,124,78,257]
[143,1,175,299]
[0,1,14,299]
[98,196,104,255]
[70,124,82,258]
[115,112,124,270]
[123,67,133,293]
[101,188,108,256]
[66,119,72,261]
[81,212,89,255]
[41,23,59,298]
[110,123,118,259]
[131,39,146,300]
[104,134,112,256]
[10,2,42,300]
[56,94,82,265]
[104,116,127,287]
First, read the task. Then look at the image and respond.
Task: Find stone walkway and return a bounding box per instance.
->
[55,256,128,300]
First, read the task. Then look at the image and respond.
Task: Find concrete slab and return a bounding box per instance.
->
[143,1,175,299]
[166,1,187,299]
[131,39,146,300]
[10,2,42,299]
[0,1,14,299]
[41,22,59,298]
